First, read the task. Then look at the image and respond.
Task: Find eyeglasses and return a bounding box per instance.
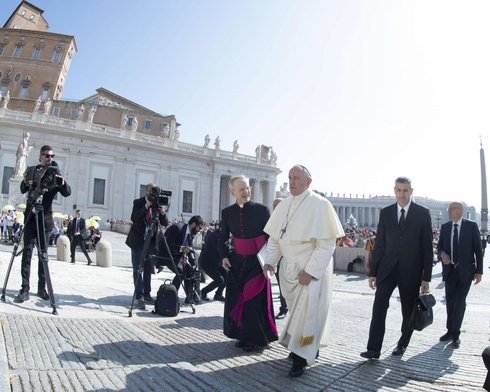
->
[43,154,55,158]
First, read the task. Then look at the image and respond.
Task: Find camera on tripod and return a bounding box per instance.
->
[146,186,172,207]
[26,161,62,192]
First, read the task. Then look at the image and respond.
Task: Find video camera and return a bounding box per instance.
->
[25,161,63,192]
[146,186,172,207]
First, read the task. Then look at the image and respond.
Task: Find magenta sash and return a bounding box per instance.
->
[232,235,266,255]
[229,273,278,335]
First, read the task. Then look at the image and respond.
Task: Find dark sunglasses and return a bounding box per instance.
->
[43,154,55,158]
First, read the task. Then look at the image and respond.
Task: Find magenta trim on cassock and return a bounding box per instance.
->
[229,273,278,335]
[232,235,266,255]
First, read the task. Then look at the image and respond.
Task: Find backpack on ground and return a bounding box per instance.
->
[347,257,363,273]
[152,281,180,317]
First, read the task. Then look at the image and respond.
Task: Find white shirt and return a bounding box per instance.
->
[397,200,411,223]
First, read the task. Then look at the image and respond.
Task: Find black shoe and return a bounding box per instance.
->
[201,293,210,301]
[70,260,75,264]
[289,363,306,378]
[242,343,259,352]
[214,294,225,302]
[143,296,154,304]
[360,350,380,359]
[136,297,146,310]
[276,310,288,320]
[37,288,50,300]
[235,340,246,348]
[439,332,453,342]
[392,345,406,356]
[242,343,268,352]
[452,338,461,348]
[289,354,307,377]
[15,289,29,303]
[87,259,92,265]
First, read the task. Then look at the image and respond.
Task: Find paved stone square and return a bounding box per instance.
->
[0,231,489,391]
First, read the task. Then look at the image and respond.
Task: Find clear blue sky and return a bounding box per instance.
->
[2,0,489,211]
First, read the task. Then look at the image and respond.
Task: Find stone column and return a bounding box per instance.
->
[252,180,262,203]
[267,180,275,208]
[366,207,372,227]
[339,207,344,226]
[211,173,222,221]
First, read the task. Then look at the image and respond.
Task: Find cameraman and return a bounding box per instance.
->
[15,145,71,303]
[125,183,168,310]
[162,215,204,303]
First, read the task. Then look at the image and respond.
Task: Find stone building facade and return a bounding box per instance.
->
[0,1,280,223]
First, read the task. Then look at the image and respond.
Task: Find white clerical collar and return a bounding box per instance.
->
[236,200,250,208]
[292,188,310,200]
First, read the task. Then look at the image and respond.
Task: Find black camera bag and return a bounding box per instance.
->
[152,282,180,317]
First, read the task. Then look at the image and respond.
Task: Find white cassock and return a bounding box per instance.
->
[264,188,344,365]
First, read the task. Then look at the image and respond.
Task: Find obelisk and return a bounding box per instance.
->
[480,137,488,240]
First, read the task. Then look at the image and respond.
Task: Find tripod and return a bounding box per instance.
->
[128,204,196,316]
[1,187,58,315]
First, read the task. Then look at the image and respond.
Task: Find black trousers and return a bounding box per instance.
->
[70,235,91,262]
[131,245,153,299]
[201,260,226,297]
[367,265,419,352]
[444,266,472,337]
[20,224,50,291]
[276,261,288,313]
[482,346,490,391]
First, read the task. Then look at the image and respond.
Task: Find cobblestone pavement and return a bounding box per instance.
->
[0,231,489,391]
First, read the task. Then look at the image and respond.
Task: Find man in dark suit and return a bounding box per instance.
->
[126,183,168,310]
[161,215,204,303]
[67,209,92,265]
[199,227,226,301]
[437,201,483,347]
[16,145,71,303]
[361,177,433,359]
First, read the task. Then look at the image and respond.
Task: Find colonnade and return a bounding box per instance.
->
[333,205,381,227]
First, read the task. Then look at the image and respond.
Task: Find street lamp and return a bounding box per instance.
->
[435,211,442,229]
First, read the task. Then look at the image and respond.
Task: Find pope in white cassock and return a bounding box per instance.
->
[263,164,344,378]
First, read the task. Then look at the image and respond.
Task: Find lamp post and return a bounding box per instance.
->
[436,211,442,229]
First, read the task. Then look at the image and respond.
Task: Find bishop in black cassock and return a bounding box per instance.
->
[219,199,278,350]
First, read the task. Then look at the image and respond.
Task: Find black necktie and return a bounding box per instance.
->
[76,219,79,233]
[399,208,405,230]
[453,224,459,265]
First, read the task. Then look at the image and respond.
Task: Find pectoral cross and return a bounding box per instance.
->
[280,225,287,239]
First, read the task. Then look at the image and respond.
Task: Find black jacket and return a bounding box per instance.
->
[20,167,71,231]
[437,218,483,282]
[125,196,168,250]
[370,202,433,289]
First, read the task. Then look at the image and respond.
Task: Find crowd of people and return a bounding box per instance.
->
[1,209,22,244]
